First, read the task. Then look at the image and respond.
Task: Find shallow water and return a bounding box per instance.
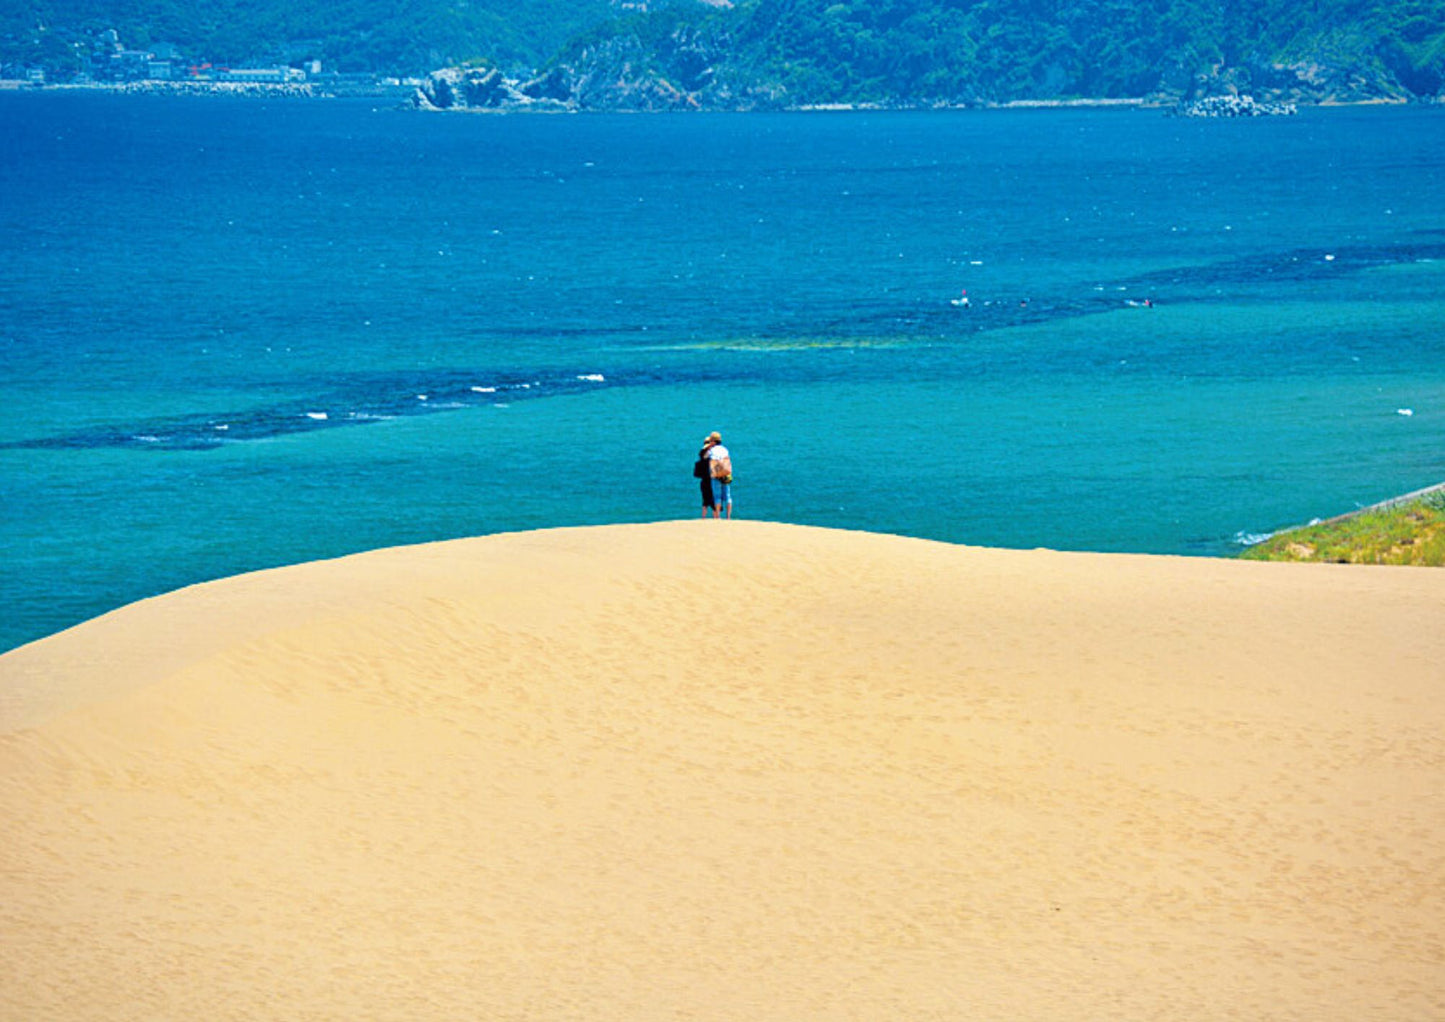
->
[3,94,1443,650]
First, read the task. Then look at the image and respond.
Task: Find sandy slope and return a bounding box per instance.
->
[1,520,1442,1020]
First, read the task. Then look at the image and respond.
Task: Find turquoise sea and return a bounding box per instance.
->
[2,93,1443,652]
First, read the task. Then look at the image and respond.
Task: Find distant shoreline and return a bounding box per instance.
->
[3,79,1433,111]
[0,79,413,100]
[791,97,1160,112]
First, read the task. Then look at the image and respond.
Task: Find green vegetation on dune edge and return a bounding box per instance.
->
[1242,489,1445,566]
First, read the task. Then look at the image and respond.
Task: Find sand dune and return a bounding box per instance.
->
[2,521,1442,1020]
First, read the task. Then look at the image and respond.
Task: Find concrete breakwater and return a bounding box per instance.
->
[47,80,318,98]
[1173,94,1298,117]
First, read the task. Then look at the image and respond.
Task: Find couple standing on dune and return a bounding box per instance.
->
[695,431,733,519]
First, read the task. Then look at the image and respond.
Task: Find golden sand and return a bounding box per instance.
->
[2,521,1442,1019]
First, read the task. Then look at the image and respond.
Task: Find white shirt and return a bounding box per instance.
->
[708,444,730,462]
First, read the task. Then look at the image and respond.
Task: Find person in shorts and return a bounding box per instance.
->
[705,431,733,519]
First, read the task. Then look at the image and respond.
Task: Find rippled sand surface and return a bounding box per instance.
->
[2,521,1442,1020]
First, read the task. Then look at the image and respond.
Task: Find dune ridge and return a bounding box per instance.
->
[2,520,1443,1020]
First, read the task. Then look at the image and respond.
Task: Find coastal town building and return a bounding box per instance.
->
[0,27,318,87]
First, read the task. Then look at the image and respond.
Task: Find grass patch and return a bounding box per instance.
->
[1242,492,1445,566]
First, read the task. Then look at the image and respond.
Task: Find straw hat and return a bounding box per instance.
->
[705,431,721,443]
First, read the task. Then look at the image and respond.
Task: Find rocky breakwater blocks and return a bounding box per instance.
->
[1174,94,1299,117]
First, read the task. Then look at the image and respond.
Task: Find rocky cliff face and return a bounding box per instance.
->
[413,67,571,111]
[415,25,784,112]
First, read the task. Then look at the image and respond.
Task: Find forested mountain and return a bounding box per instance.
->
[531,0,1445,107]
[6,0,1443,106]
[0,0,616,74]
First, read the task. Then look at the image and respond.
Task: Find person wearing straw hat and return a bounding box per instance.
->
[704,431,732,519]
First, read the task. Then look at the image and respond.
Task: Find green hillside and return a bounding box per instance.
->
[5,0,1443,103]
[551,0,1445,106]
[1,0,616,74]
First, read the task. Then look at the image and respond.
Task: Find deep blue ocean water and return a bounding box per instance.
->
[2,93,1443,652]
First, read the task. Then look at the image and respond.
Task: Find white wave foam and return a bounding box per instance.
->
[305,412,329,421]
[1233,530,1274,547]
[577,374,605,382]
[470,386,497,393]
